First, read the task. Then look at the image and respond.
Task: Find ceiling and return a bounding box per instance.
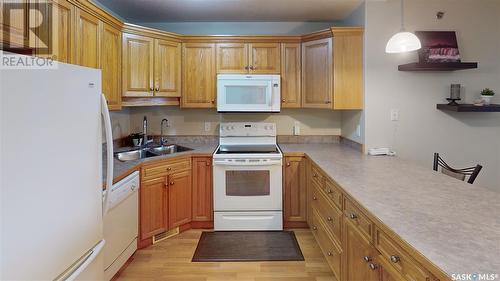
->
[95,0,363,22]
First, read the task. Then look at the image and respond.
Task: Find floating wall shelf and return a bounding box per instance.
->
[398,62,478,71]
[437,104,500,112]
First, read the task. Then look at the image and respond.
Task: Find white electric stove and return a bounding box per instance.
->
[213,122,283,231]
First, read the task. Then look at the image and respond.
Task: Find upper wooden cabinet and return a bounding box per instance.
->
[249,43,281,74]
[155,39,182,97]
[182,43,216,108]
[332,28,364,110]
[75,9,101,68]
[302,38,333,108]
[122,33,154,97]
[51,0,75,63]
[281,43,301,108]
[283,156,307,227]
[216,43,248,73]
[100,24,121,110]
[216,42,280,74]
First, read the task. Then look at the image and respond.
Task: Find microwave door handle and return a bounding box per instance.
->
[268,83,273,106]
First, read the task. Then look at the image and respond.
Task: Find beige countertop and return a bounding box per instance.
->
[279,143,500,278]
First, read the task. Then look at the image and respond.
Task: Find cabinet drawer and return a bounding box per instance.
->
[375,229,432,281]
[142,158,191,180]
[324,178,342,209]
[344,197,373,242]
[310,164,325,187]
[311,208,342,281]
[311,186,342,242]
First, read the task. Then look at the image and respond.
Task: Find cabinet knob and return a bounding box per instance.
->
[369,263,378,271]
[327,217,332,222]
[249,65,254,70]
[206,162,210,166]
[327,189,332,194]
[313,173,318,178]
[211,100,215,103]
[325,100,331,104]
[312,196,317,200]
[363,256,372,262]
[155,87,159,92]
[167,167,172,171]
[390,255,400,263]
[312,226,317,230]
[149,87,153,92]
[349,213,358,220]
[282,99,286,102]
[327,252,332,256]
[170,181,174,185]
[245,65,249,70]
[286,162,290,166]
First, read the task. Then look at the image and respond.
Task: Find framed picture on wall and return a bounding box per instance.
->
[415,31,461,63]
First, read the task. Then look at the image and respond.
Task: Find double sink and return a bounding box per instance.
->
[115,144,193,161]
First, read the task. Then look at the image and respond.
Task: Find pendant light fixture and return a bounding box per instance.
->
[385,0,421,53]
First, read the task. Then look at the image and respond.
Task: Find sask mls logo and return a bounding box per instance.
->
[452,273,499,281]
[1,0,57,69]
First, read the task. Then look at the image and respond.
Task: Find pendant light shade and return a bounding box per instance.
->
[385,0,421,54]
[385,31,422,53]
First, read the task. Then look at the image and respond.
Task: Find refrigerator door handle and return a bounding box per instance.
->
[101,94,113,215]
[54,239,105,281]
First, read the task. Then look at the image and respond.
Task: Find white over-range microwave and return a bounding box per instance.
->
[217,74,281,112]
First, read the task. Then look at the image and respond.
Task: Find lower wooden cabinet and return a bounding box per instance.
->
[192,157,213,222]
[343,218,380,281]
[168,170,192,229]
[283,156,307,227]
[140,176,168,239]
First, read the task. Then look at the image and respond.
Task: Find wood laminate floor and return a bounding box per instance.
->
[116,229,336,281]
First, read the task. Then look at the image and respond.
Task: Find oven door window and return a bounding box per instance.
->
[225,170,270,196]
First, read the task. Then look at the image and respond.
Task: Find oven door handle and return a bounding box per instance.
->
[213,159,282,166]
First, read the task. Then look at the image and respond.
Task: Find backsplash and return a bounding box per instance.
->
[127,107,342,136]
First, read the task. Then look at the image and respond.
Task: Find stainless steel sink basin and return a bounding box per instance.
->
[149,144,193,155]
[114,144,193,161]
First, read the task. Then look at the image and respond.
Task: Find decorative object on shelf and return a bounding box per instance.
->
[480,88,495,105]
[385,0,421,53]
[446,84,461,105]
[415,31,460,63]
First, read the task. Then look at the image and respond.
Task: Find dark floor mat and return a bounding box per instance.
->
[192,231,304,262]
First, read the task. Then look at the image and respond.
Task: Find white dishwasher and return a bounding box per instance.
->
[103,171,139,281]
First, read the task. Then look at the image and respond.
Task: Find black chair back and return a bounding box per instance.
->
[433,153,482,184]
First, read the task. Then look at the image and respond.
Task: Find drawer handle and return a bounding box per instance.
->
[363,256,372,262]
[170,181,174,185]
[390,255,400,263]
[349,213,358,219]
[327,252,332,256]
[327,217,332,222]
[312,226,317,230]
[369,263,378,270]
[167,167,172,171]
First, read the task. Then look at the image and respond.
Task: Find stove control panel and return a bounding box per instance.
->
[220,122,276,137]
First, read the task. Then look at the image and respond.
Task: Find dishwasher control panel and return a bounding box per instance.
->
[108,171,139,210]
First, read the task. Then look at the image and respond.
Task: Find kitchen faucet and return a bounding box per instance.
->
[142,116,153,146]
[160,118,169,145]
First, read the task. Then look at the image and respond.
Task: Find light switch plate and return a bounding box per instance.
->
[390,109,399,121]
[293,121,300,135]
[204,122,211,132]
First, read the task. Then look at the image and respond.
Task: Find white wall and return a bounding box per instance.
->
[364,0,500,190]
[128,107,342,136]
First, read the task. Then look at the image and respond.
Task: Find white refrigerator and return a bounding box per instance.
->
[1,58,114,280]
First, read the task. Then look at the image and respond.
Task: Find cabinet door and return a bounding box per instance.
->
[249,43,280,74]
[168,170,192,228]
[192,157,213,222]
[182,43,216,108]
[343,219,381,281]
[100,24,121,110]
[284,156,307,225]
[333,32,363,110]
[51,0,74,63]
[75,9,100,68]
[281,43,301,108]
[216,43,248,73]
[302,38,332,108]
[122,33,154,97]
[140,177,168,239]
[1,0,28,49]
[154,39,181,97]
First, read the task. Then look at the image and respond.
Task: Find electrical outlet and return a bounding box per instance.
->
[390,109,399,121]
[293,121,300,136]
[204,122,211,132]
